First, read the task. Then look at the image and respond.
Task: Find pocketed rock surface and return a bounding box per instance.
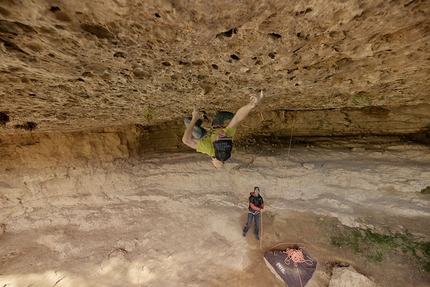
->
[0,0,429,138]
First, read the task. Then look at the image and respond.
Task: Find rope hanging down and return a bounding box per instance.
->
[259,111,297,252]
[258,112,317,287]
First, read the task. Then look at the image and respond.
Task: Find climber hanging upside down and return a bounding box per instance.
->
[182,91,264,168]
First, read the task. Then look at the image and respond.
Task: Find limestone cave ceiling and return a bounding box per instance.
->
[0,0,429,136]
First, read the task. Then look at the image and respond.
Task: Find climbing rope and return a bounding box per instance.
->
[283,247,314,267]
[271,111,295,207]
[234,110,302,253]
[282,247,315,287]
[259,111,297,252]
[256,113,315,287]
[258,209,305,252]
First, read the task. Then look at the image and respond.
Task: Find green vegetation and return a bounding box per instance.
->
[330,228,430,271]
[349,91,370,106]
[142,106,156,124]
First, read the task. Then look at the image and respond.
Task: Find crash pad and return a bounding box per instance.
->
[264,248,317,287]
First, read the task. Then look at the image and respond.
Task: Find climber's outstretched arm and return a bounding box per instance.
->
[227,91,264,129]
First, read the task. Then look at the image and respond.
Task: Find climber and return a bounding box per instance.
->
[182,91,264,168]
[242,186,264,240]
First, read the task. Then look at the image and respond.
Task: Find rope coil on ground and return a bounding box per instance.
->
[283,248,314,267]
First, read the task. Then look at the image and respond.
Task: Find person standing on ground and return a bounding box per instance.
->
[182,91,264,168]
[243,186,264,240]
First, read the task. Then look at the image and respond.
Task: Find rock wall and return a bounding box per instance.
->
[0,0,429,135]
[2,102,429,172]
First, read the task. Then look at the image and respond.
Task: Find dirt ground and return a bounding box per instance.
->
[0,139,429,287]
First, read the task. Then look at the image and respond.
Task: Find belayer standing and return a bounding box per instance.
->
[243,186,264,240]
[182,91,264,168]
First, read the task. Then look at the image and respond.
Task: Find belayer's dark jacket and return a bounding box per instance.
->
[248,192,264,212]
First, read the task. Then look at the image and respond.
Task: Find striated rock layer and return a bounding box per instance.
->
[1,140,429,287]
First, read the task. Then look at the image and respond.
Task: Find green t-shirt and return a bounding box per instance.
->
[196,127,236,156]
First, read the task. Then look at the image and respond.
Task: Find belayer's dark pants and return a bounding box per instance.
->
[243,211,260,236]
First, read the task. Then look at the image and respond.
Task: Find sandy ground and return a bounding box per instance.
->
[0,139,429,287]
